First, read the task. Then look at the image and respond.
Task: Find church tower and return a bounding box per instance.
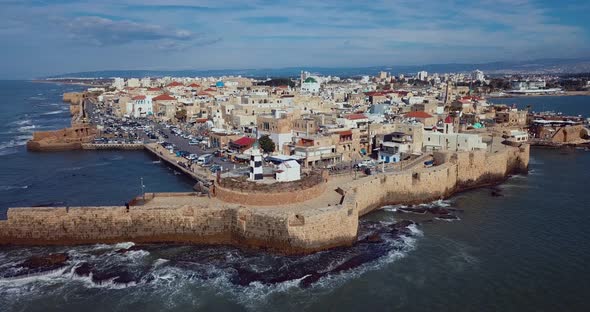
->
[444,115,454,134]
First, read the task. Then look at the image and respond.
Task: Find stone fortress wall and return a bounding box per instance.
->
[63,92,85,116]
[346,144,529,216]
[27,92,98,151]
[26,125,98,151]
[0,145,529,254]
[214,171,329,206]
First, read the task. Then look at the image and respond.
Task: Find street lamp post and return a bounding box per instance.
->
[140,177,146,202]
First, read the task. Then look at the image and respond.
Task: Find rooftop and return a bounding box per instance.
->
[152,94,176,101]
[405,111,433,119]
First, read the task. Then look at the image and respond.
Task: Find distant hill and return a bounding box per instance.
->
[47,57,590,79]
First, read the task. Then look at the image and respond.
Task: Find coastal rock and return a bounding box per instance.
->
[91,268,137,286]
[490,187,503,197]
[74,262,92,276]
[426,207,450,215]
[21,253,69,273]
[364,233,383,244]
[115,245,144,254]
[398,207,427,214]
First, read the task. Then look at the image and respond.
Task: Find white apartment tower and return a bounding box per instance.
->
[417,71,428,81]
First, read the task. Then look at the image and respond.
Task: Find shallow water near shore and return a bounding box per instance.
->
[1,82,590,311]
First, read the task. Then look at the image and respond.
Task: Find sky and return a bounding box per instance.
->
[0,0,589,78]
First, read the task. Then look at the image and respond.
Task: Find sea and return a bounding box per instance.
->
[1,83,590,312]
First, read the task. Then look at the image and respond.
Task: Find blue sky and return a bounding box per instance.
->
[0,0,589,78]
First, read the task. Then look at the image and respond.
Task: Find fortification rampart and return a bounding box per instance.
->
[0,195,358,254]
[215,171,328,206]
[63,92,85,116]
[27,125,98,151]
[345,144,529,216]
[0,145,528,254]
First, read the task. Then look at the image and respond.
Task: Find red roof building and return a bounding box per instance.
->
[405,111,433,119]
[188,83,201,88]
[167,81,184,87]
[229,137,256,152]
[152,94,176,101]
[132,95,146,100]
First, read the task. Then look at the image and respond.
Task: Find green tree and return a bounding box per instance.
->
[258,135,275,154]
[175,109,187,122]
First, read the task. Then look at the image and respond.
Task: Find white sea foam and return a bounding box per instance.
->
[89,242,135,252]
[0,139,27,148]
[41,110,66,116]
[15,135,32,141]
[71,273,138,290]
[28,96,46,101]
[0,266,69,287]
[11,119,32,126]
[153,259,169,267]
[381,204,406,212]
[123,250,150,260]
[17,125,36,132]
[435,216,461,222]
[0,185,29,191]
[406,224,424,236]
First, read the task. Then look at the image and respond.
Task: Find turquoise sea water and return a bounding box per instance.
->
[1,83,589,311]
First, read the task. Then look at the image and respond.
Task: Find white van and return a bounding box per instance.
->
[197,154,213,165]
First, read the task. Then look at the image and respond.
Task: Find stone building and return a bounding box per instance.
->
[495,109,528,127]
[256,114,293,154]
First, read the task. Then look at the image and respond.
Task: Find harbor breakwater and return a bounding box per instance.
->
[27,92,99,151]
[0,145,529,254]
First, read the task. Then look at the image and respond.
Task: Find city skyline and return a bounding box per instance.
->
[1,0,590,79]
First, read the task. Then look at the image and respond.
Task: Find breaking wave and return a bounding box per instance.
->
[0,218,427,309]
[0,185,29,191]
[41,110,67,116]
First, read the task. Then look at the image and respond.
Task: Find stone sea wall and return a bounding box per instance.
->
[0,198,358,254]
[63,92,84,116]
[346,145,529,216]
[27,125,98,152]
[0,145,528,253]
